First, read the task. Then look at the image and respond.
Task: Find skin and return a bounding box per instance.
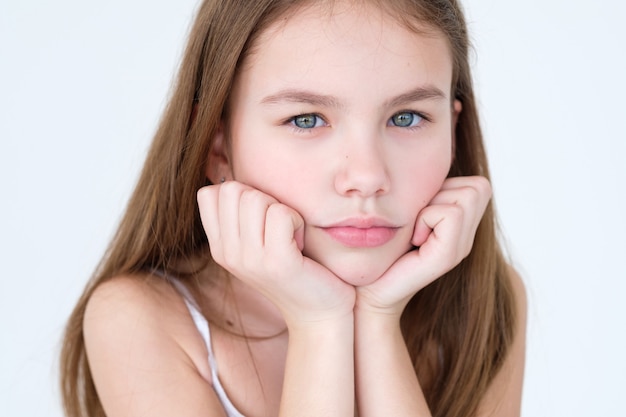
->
[218,2,456,287]
[84,2,526,416]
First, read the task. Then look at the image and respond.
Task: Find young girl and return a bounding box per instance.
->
[60,0,526,416]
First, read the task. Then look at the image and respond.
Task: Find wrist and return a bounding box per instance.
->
[286,310,355,336]
[354,302,404,335]
[354,288,407,321]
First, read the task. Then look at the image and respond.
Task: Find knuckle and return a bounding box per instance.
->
[457,186,476,204]
[219,180,237,194]
[241,189,276,211]
[266,202,289,222]
[240,187,261,201]
[196,185,212,203]
[239,189,258,207]
[447,203,464,220]
[474,176,492,197]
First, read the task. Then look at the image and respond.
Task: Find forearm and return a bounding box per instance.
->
[354,307,431,417]
[279,314,355,417]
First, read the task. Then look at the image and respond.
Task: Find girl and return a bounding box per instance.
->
[60,0,526,416]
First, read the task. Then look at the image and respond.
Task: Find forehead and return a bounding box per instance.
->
[235,0,453,102]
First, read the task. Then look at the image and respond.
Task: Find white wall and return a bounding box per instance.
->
[464,1,626,416]
[1,0,624,416]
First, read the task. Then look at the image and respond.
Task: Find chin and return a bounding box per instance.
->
[329,263,389,287]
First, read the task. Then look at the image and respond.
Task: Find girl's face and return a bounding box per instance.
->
[224,2,458,285]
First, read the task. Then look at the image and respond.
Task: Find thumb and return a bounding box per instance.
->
[412,211,433,247]
[264,203,305,252]
[290,208,305,251]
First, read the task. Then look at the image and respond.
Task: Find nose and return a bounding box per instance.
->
[334,134,390,197]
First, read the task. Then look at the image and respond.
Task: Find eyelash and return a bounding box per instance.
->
[286,113,328,133]
[284,110,432,133]
[388,110,431,130]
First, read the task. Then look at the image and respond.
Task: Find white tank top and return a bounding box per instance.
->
[170,279,246,417]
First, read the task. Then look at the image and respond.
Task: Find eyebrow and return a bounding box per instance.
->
[385,86,448,107]
[259,86,447,108]
[260,90,343,108]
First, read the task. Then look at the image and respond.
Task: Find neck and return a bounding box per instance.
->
[200,265,288,339]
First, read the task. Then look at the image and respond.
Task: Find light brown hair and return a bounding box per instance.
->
[60,1,516,416]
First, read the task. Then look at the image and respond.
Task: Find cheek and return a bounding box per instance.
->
[399,147,451,209]
[232,140,315,208]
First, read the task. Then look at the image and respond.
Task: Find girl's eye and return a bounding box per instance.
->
[290,114,325,129]
[389,111,424,128]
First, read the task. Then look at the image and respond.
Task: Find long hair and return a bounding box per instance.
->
[60,1,516,416]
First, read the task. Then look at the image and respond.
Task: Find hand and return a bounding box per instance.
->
[356,176,492,316]
[197,181,356,327]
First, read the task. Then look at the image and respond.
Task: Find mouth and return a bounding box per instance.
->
[321,217,399,248]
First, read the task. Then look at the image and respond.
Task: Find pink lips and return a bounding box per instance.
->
[322,218,398,248]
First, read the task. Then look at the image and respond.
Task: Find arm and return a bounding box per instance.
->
[354,306,431,416]
[84,272,356,417]
[354,176,492,416]
[355,268,526,417]
[281,315,354,416]
[198,182,356,416]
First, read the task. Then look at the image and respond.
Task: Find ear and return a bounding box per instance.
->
[451,99,462,162]
[205,122,231,184]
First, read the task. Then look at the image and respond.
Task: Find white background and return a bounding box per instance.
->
[1,0,625,416]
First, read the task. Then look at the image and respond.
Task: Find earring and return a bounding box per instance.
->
[220,177,225,183]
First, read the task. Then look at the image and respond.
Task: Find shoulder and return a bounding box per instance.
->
[84,273,212,376]
[85,273,183,328]
[84,273,224,416]
[84,274,190,354]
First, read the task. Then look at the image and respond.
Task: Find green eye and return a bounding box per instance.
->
[390,111,423,127]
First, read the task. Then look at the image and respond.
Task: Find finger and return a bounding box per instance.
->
[428,188,491,239]
[442,178,490,224]
[412,203,465,265]
[412,212,434,248]
[217,181,244,262]
[239,188,275,251]
[430,183,491,208]
[197,185,222,252]
[412,197,464,248]
[264,203,305,256]
[438,175,491,192]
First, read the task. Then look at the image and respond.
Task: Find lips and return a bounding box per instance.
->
[321,218,399,248]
